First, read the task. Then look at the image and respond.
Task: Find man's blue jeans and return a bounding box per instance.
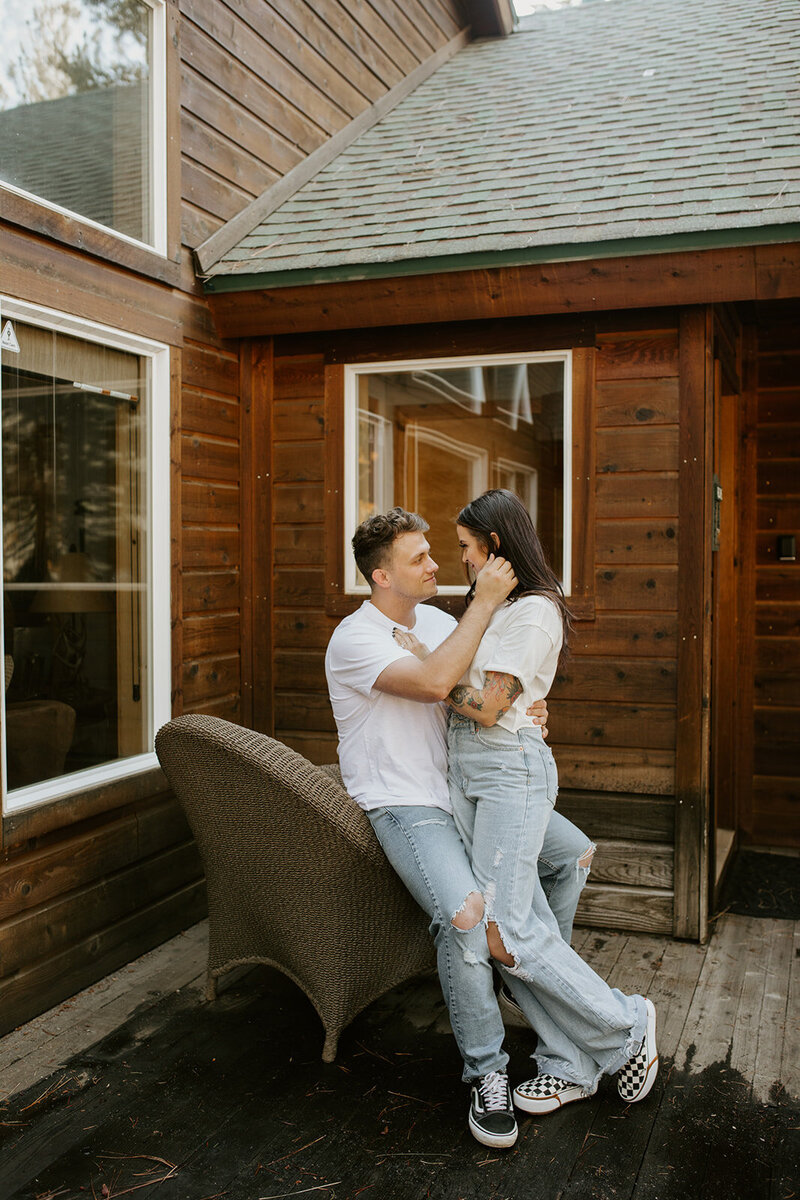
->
[367,800,593,1082]
[448,717,647,1093]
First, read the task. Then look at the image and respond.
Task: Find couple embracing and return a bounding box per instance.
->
[325,490,658,1148]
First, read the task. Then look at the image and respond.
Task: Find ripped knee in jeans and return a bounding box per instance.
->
[451,890,484,932]
[577,842,596,886]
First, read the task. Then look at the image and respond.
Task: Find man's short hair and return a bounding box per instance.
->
[352,507,429,587]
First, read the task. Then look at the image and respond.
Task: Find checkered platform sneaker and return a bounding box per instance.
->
[617,998,659,1103]
[468,1070,518,1148]
[513,1073,588,1114]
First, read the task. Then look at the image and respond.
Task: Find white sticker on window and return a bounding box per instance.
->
[1,321,20,353]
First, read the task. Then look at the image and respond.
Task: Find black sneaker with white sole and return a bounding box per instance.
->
[617,997,659,1103]
[469,1070,518,1148]
[513,1073,589,1114]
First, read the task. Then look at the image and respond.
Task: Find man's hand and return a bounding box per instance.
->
[527,698,549,740]
[472,554,517,609]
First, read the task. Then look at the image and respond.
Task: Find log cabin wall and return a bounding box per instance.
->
[748,302,800,846]
[0,0,467,1035]
[265,308,688,937]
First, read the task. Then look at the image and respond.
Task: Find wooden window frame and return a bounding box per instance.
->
[0,296,172,825]
[0,0,181,284]
[325,346,596,620]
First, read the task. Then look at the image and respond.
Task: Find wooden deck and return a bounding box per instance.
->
[1,913,797,1200]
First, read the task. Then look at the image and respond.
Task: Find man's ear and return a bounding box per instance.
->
[371,566,391,591]
[490,531,500,550]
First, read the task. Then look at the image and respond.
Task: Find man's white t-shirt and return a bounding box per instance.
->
[459,594,562,733]
[325,600,457,812]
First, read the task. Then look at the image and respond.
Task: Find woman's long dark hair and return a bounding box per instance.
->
[457,489,572,663]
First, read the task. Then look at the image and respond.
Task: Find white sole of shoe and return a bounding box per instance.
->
[498,988,530,1029]
[621,997,659,1103]
[512,1085,587,1115]
[468,1112,519,1148]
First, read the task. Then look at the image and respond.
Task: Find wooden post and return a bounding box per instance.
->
[170,346,183,718]
[735,326,758,840]
[674,307,714,940]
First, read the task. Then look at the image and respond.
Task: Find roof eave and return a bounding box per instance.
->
[202,223,800,295]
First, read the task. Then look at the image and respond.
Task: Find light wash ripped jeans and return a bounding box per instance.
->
[447,714,648,1094]
[367,797,593,1082]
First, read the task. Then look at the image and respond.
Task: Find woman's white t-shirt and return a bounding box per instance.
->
[459,594,563,733]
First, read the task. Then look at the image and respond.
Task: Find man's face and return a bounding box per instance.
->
[378,531,439,602]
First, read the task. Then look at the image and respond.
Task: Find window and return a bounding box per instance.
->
[344,353,571,595]
[0,299,170,814]
[0,0,166,252]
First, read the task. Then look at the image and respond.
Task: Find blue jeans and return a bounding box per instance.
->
[448,715,647,1094]
[367,799,593,1082]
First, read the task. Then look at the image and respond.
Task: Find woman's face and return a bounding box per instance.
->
[456,524,490,578]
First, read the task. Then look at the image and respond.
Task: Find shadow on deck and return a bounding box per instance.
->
[1,913,797,1200]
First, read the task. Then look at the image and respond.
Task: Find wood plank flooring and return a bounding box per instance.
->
[0,914,797,1200]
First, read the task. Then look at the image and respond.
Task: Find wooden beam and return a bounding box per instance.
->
[195,27,471,274]
[462,0,514,37]
[673,308,713,941]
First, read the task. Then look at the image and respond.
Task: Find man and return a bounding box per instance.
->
[325,508,595,1148]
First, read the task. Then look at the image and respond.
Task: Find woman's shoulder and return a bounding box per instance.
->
[503,593,563,633]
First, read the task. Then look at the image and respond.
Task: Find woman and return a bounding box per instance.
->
[444,489,658,1114]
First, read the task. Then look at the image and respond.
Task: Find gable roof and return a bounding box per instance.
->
[201,0,800,291]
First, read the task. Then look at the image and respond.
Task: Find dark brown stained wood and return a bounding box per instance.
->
[181,433,240,481]
[756,636,800,671]
[556,791,675,843]
[273,440,325,482]
[756,603,800,636]
[274,608,333,648]
[182,157,254,223]
[596,427,680,474]
[183,569,240,612]
[273,399,326,436]
[757,531,800,563]
[751,776,800,832]
[182,390,239,438]
[179,0,349,137]
[274,648,327,692]
[182,653,241,704]
[136,795,194,858]
[278,730,339,763]
[737,326,760,841]
[183,526,240,568]
[596,378,680,427]
[274,356,326,398]
[182,341,240,395]
[261,0,405,96]
[0,881,206,1039]
[324,364,347,614]
[274,524,326,564]
[2,773,169,852]
[753,706,800,769]
[757,391,800,422]
[571,348,596,604]
[755,669,800,705]
[181,111,280,200]
[240,339,274,734]
[552,746,675,795]
[182,480,239,523]
[181,65,304,179]
[179,17,324,156]
[183,612,240,657]
[275,690,337,732]
[758,461,800,495]
[570,613,678,657]
[758,497,800,528]
[183,198,226,249]
[205,246,781,340]
[588,840,673,890]
[756,566,800,602]
[575,883,673,935]
[551,701,676,750]
[0,842,202,978]
[183,692,242,720]
[273,482,326,523]
[171,347,184,718]
[673,307,713,941]
[274,567,326,608]
[596,333,680,379]
[757,352,800,390]
[552,657,677,703]
[596,519,679,563]
[595,472,678,518]
[594,565,678,611]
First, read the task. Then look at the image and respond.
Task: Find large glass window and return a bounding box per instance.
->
[345,353,571,594]
[0,303,170,812]
[0,0,165,249]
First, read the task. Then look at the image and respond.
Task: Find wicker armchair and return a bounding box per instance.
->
[155,714,434,1061]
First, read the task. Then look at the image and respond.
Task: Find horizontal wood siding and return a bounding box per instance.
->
[270,317,681,934]
[750,304,800,845]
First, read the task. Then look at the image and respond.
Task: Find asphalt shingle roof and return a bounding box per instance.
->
[206,0,800,282]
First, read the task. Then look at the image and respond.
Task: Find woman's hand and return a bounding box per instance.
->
[527,697,549,740]
[393,628,431,660]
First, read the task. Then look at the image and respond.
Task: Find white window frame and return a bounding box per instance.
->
[344,351,572,597]
[0,0,168,256]
[0,296,171,815]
